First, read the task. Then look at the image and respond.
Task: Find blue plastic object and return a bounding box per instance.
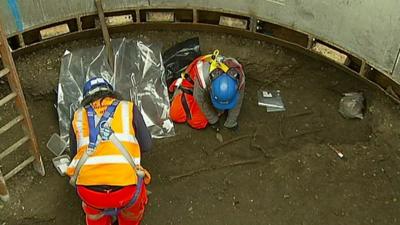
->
[210,73,239,110]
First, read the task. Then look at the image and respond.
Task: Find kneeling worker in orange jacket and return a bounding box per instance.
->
[67,77,152,225]
[169,50,245,130]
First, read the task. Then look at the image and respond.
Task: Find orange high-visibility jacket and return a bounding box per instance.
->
[66,98,141,186]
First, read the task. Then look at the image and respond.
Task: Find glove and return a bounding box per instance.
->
[209,120,221,132]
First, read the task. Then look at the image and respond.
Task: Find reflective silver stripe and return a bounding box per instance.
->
[121,101,130,134]
[69,155,141,168]
[76,133,138,149]
[83,202,105,220]
[77,138,89,150]
[116,133,138,143]
[197,60,206,88]
[94,114,100,127]
[87,213,104,221]
[75,108,84,139]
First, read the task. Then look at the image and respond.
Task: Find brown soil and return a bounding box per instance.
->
[1,31,400,225]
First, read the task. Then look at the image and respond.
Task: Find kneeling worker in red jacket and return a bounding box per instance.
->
[67,77,152,225]
[169,50,245,130]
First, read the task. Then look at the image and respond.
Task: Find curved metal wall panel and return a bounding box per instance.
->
[1,0,400,78]
[151,0,400,75]
[0,1,16,33]
[0,0,148,33]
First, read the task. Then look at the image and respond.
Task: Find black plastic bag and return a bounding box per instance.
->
[163,37,201,88]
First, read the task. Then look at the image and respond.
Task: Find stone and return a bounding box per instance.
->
[283,194,290,199]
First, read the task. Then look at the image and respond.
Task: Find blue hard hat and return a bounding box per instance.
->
[210,73,239,110]
[83,77,113,98]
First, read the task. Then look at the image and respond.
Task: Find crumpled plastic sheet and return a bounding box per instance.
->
[57,38,175,143]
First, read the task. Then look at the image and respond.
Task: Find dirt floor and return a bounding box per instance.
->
[1,30,400,225]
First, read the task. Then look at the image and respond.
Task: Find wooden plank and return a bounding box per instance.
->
[219,16,248,30]
[106,15,134,26]
[0,115,23,135]
[0,136,29,160]
[40,24,70,40]
[146,12,175,22]
[0,169,9,202]
[0,67,9,79]
[0,92,16,107]
[4,156,35,180]
[312,42,350,65]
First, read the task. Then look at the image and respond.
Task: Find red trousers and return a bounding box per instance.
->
[170,91,208,129]
[77,185,148,225]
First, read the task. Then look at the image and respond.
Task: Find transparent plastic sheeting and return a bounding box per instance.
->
[57,38,175,143]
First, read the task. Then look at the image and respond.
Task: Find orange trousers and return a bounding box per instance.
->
[77,185,147,225]
[170,92,208,129]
